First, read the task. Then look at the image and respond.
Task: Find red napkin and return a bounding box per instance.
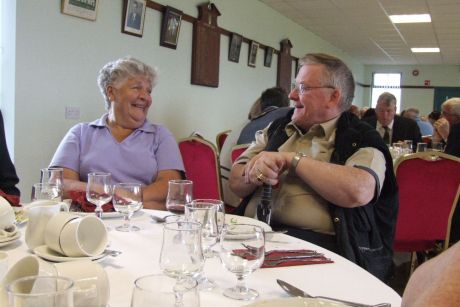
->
[68,190,114,212]
[0,189,20,207]
[232,249,333,268]
[262,250,333,268]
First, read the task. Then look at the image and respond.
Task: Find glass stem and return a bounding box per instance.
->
[235,274,248,293]
[173,280,184,307]
[95,205,103,219]
[123,215,130,230]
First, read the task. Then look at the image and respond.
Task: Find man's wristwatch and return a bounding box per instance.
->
[289,152,307,174]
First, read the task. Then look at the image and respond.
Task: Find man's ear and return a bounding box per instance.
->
[328,88,341,109]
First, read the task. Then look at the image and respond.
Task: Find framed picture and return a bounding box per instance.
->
[228,33,242,63]
[122,0,147,37]
[61,0,99,21]
[248,41,259,67]
[264,47,274,67]
[160,6,183,49]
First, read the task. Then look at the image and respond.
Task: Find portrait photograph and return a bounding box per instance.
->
[122,0,147,37]
[160,6,183,49]
[264,47,274,67]
[228,33,242,63]
[61,0,99,21]
[248,41,259,67]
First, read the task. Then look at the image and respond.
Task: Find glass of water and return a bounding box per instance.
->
[113,183,143,232]
[31,183,62,202]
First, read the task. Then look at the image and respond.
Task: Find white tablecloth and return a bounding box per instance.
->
[4,209,401,306]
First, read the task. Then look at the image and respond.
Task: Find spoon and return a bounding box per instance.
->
[276,279,391,307]
[150,214,173,223]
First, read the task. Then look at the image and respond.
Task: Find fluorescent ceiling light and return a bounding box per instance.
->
[411,48,440,53]
[389,14,431,23]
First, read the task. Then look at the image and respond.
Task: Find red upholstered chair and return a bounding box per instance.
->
[216,130,231,153]
[393,151,460,272]
[231,144,250,163]
[178,136,222,200]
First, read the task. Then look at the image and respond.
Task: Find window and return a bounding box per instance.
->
[371,73,401,111]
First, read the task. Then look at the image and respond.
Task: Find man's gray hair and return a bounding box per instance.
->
[442,97,460,115]
[377,92,397,108]
[299,53,355,111]
[97,56,157,110]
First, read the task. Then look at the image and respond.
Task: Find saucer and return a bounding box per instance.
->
[0,231,21,247]
[33,245,106,262]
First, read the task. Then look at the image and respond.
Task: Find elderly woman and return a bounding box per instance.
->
[50,57,184,209]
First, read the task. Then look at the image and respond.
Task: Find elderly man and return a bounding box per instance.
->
[363,92,422,150]
[229,53,398,281]
[403,107,433,136]
[433,98,460,157]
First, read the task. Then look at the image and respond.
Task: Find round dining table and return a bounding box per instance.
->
[3,209,401,306]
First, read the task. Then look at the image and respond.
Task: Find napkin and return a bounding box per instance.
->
[232,249,333,268]
[68,190,114,213]
[0,189,20,207]
[262,249,333,268]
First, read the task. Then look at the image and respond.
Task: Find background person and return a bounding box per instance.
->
[0,110,20,205]
[362,92,421,150]
[50,57,184,210]
[402,107,433,136]
[229,53,398,281]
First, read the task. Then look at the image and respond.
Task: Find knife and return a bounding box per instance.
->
[266,254,324,261]
[276,279,390,307]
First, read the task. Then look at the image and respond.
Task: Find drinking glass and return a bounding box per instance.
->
[403,140,413,153]
[6,275,74,307]
[416,142,428,152]
[159,221,204,306]
[431,142,444,152]
[113,183,143,232]
[165,180,193,214]
[131,274,200,307]
[219,224,265,300]
[40,167,64,200]
[31,183,62,202]
[186,200,219,290]
[86,172,112,220]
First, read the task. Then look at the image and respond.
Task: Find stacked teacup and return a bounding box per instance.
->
[0,196,18,244]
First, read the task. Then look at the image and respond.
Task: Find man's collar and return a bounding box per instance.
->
[286,115,340,138]
[377,118,394,130]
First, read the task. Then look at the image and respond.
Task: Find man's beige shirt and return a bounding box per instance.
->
[235,116,386,234]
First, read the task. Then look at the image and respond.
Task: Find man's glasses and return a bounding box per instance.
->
[291,83,335,95]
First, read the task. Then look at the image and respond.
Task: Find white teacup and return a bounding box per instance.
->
[44,212,80,255]
[0,255,40,306]
[0,196,16,232]
[60,215,108,257]
[53,260,109,307]
[24,200,69,250]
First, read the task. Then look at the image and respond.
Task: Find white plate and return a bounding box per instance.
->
[244,297,348,307]
[0,231,21,247]
[33,245,106,262]
[225,214,272,232]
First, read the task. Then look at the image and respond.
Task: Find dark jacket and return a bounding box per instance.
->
[445,122,460,158]
[362,115,422,151]
[0,110,20,196]
[240,111,398,281]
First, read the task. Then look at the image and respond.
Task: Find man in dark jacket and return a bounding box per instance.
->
[0,110,20,205]
[362,92,422,151]
[229,53,398,281]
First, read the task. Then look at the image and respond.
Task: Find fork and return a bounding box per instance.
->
[264,257,331,267]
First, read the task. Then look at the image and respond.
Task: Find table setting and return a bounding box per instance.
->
[0,174,401,306]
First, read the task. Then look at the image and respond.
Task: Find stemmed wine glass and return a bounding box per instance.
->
[86,172,112,220]
[185,200,219,290]
[113,183,143,232]
[159,221,204,307]
[165,180,193,214]
[219,224,265,300]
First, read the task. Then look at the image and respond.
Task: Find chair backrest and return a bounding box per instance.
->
[216,130,231,153]
[178,136,222,200]
[231,144,250,163]
[393,151,460,251]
